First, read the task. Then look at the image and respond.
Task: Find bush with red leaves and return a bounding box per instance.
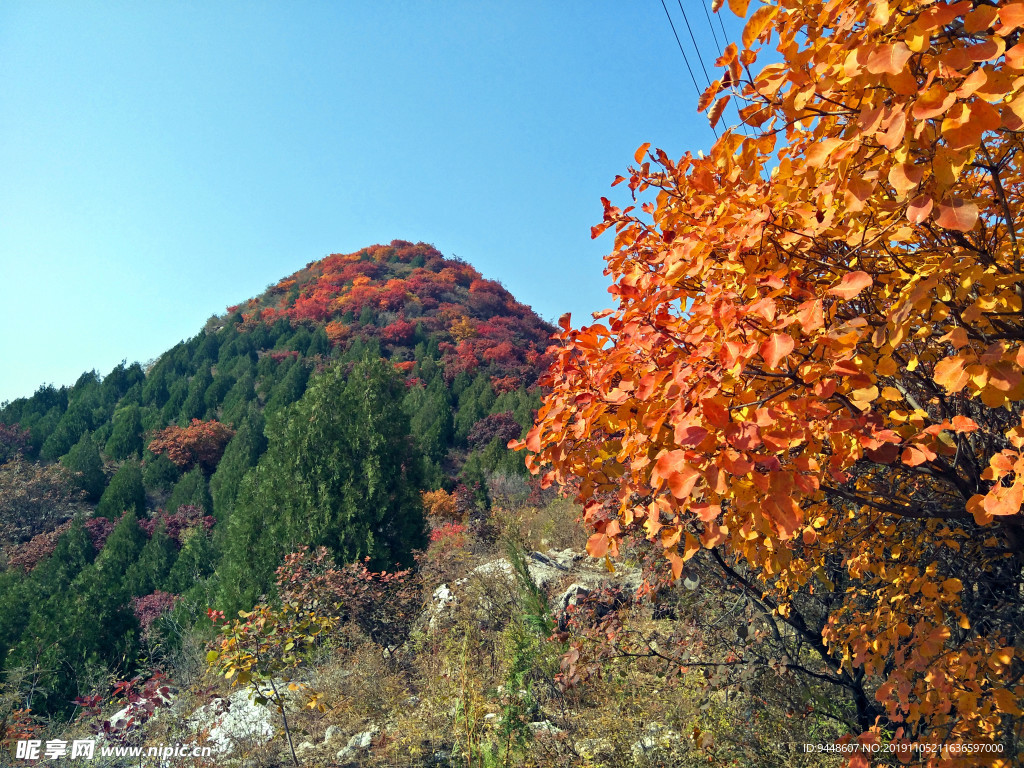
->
[274,546,421,653]
[466,412,522,449]
[131,591,179,637]
[84,517,116,552]
[138,505,214,546]
[147,419,235,473]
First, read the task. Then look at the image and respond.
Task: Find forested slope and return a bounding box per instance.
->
[0,240,554,717]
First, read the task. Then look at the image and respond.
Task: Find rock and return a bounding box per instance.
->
[424,548,643,631]
[295,740,315,755]
[336,726,379,761]
[529,720,563,736]
[324,725,342,744]
[630,723,682,762]
[188,687,279,754]
[575,737,613,759]
[556,583,591,612]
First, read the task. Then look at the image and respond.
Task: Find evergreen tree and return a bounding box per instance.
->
[209,406,266,524]
[164,528,214,595]
[105,404,144,459]
[125,520,177,597]
[61,432,106,502]
[264,359,309,413]
[220,371,257,427]
[454,374,495,443]
[178,368,213,423]
[160,379,188,424]
[166,467,213,514]
[143,453,180,494]
[95,461,146,519]
[306,327,330,357]
[217,358,426,611]
[95,510,147,574]
[39,401,91,461]
[141,360,172,408]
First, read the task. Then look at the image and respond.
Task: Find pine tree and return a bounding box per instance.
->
[105,404,144,459]
[143,453,180,494]
[163,528,214,595]
[217,357,426,611]
[61,432,106,502]
[210,406,266,524]
[95,461,146,519]
[166,467,213,515]
[125,520,177,597]
[39,401,91,461]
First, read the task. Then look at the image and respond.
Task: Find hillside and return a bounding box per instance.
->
[0,241,555,719]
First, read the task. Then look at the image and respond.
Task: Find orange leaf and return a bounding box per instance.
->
[1000,2,1024,32]
[827,271,873,300]
[727,0,750,17]
[866,42,913,75]
[634,142,651,163]
[760,333,795,369]
[742,5,776,49]
[907,194,934,224]
[698,80,721,112]
[935,199,979,231]
[887,162,923,196]
[587,533,609,558]
[912,84,956,120]
[715,42,737,67]
[668,465,701,499]
[525,426,542,453]
[934,356,972,393]
[983,483,1023,517]
[709,94,731,128]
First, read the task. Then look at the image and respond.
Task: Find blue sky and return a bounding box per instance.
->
[0,2,744,404]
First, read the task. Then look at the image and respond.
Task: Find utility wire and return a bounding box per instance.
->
[689,0,752,137]
[677,0,714,88]
[701,0,726,52]
[659,0,718,139]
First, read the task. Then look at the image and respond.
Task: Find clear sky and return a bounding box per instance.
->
[0,1,744,404]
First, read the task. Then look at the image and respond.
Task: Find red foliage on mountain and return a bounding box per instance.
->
[0,424,29,464]
[466,412,522,449]
[138,505,215,546]
[264,350,299,363]
[131,591,178,636]
[228,241,554,386]
[147,419,235,473]
[84,517,116,551]
[5,521,73,571]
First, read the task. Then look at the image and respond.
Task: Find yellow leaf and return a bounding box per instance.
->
[727,0,750,18]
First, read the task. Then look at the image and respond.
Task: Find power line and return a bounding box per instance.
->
[687,1,751,137]
[701,0,726,52]
[677,0,714,88]
[659,0,718,139]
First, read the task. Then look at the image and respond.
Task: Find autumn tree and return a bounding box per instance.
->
[147,419,235,473]
[518,0,1024,762]
[0,460,82,547]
